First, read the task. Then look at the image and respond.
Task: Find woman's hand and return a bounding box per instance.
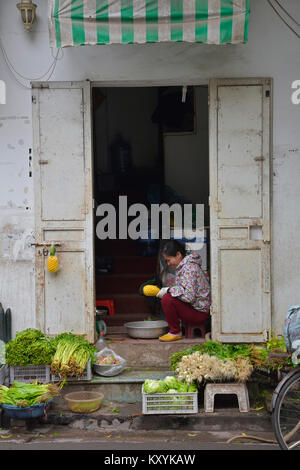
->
[156,287,169,299]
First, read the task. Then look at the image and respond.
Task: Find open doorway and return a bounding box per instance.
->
[92,85,210,334]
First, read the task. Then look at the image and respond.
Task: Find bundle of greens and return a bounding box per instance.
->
[50,332,96,378]
[143,376,197,411]
[5,329,56,366]
[170,339,292,374]
[143,376,197,394]
[176,352,253,385]
[0,381,60,408]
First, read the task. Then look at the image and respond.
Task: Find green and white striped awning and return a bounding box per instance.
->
[48,0,250,48]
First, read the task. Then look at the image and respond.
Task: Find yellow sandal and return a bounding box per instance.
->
[158,333,183,342]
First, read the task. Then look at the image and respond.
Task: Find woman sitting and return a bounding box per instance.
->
[156,240,211,342]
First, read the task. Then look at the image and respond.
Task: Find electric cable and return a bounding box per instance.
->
[272,0,300,27]
[267,0,300,39]
[0,36,63,90]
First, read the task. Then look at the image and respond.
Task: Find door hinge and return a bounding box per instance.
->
[80,103,86,114]
[32,96,36,104]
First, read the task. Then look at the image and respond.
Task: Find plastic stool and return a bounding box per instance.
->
[204,383,250,413]
[183,323,206,339]
[96,299,115,317]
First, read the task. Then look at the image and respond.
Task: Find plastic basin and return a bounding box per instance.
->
[1,399,53,419]
[64,391,104,413]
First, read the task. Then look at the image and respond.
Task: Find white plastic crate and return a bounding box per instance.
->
[142,385,198,415]
[51,360,92,382]
[0,364,8,385]
[9,365,51,384]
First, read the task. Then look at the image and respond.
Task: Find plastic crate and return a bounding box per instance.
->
[0,364,8,385]
[9,365,51,384]
[51,360,92,382]
[142,385,198,415]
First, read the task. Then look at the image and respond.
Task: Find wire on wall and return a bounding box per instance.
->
[267,0,300,39]
[0,37,63,90]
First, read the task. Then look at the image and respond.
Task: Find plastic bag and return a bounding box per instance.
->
[284,305,300,353]
[93,347,127,377]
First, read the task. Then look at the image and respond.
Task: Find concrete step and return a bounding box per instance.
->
[103,335,205,368]
[22,372,273,434]
[50,368,173,406]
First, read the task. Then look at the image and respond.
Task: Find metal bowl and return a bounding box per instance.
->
[124,320,169,339]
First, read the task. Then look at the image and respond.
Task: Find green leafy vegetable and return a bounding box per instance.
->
[0,381,61,407]
[163,376,178,389]
[5,329,56,366]
[50,332,96,379]
[143,376,196,395]
[143,379,168,394]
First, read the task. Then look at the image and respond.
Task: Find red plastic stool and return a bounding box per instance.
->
[96,299,115,317]
[183,323,206,339]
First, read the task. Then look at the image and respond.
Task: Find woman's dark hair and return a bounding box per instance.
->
[161,240,186,258]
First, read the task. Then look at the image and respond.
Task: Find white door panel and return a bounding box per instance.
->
[217,85,263,219]
[39,88,86,221]
[209,78,272,343]
[32,81,95,342]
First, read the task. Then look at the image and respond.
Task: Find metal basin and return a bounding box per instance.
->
[124,320,169,339]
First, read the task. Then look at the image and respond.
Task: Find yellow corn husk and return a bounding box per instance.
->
[143,285,161,297]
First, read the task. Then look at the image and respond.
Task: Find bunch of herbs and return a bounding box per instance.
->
[0,381,61,407]
[5,329,56,366]
[50,332,96,379]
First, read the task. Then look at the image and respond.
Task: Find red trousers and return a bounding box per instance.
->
[161,293,209,335]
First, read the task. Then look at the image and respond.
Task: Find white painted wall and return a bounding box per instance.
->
[0,0,299,337]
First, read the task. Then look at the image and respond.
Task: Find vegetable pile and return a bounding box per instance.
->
[176,352,253,384]
[0,381,60,408]
[50,333,96,379]
[96,354,121,365]
[5,329,56,366]
[143,376,197,411]
[170,338,293,386]
[143,376,197,394]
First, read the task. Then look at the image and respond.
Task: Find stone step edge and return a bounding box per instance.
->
[38,408,273,433]
[62,369,174,385]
